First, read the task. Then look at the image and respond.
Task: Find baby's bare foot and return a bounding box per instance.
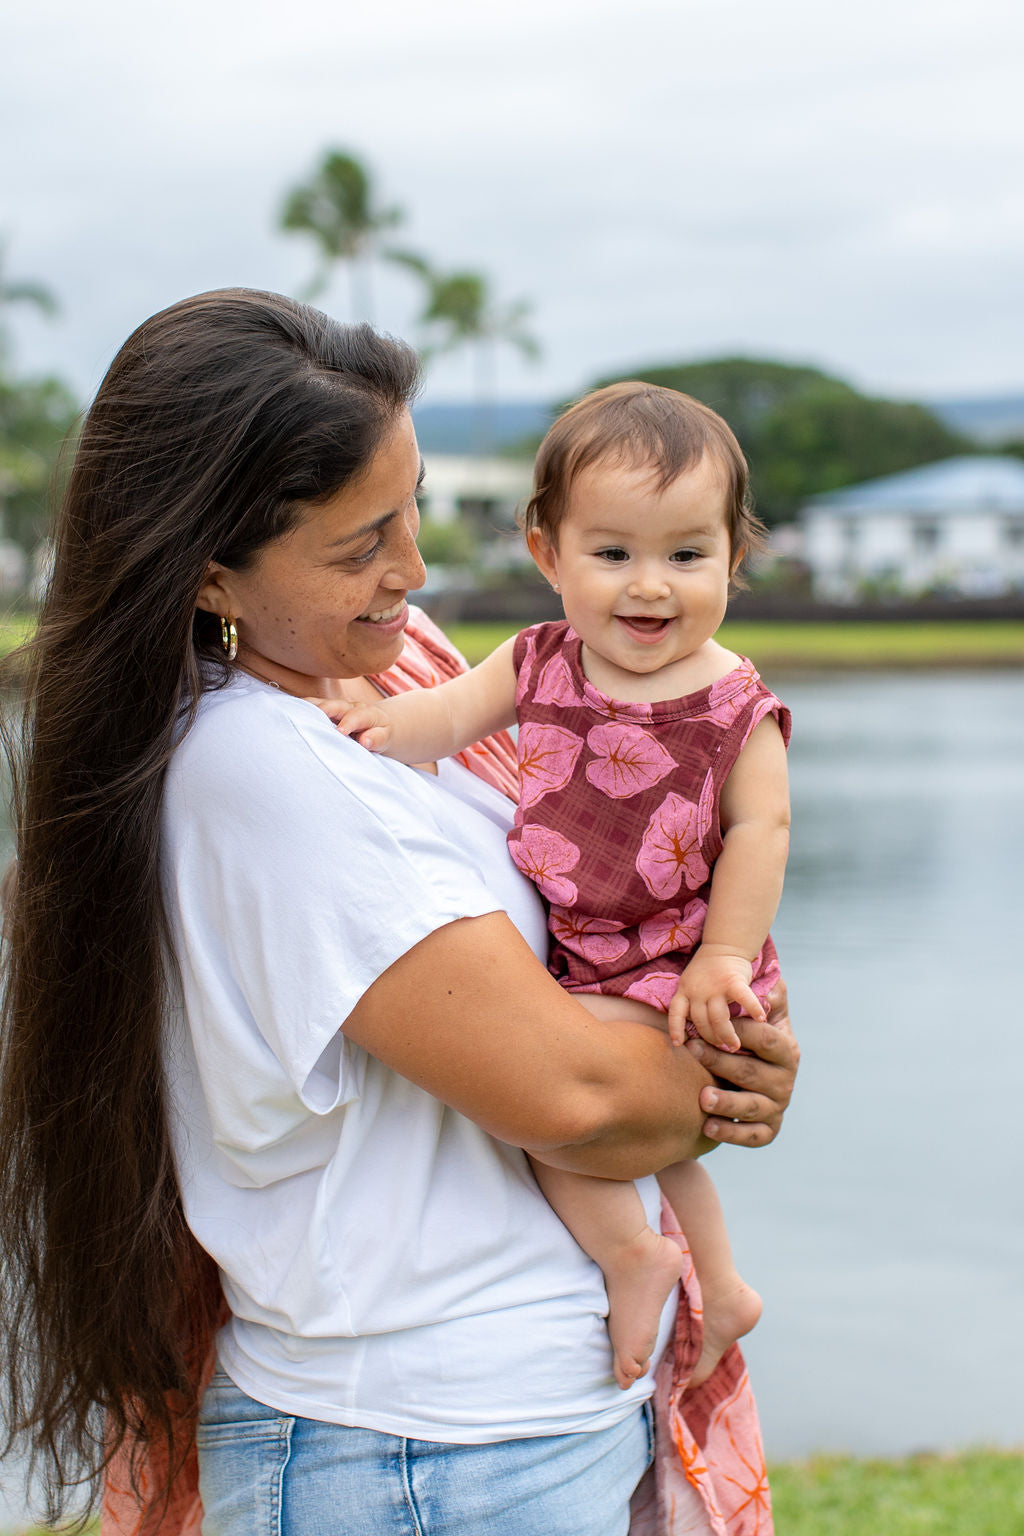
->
[603,1227,684,1390]
[688,1277,763,1389]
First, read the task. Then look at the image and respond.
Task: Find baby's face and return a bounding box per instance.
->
[528,452,734,687]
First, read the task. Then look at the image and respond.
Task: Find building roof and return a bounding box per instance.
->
[804,455,1024,518]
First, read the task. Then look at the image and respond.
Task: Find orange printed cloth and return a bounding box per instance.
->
[101,611,771,1536]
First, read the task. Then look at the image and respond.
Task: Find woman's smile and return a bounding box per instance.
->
[356,597,410,629]
[198,410,426,696]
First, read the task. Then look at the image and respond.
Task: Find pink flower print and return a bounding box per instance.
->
[690,658,761,726]
[636,792,710,900]
[752,948,781,1008]
[623,971,682,1012]
[584,722,675,799]
[638,898,707,960]
[534,650,582,707]
[549,906,630,966]
[601,695,653,724]
[509,825,580,905]
[515,630,538,706]
[738,696,779,751]
[517,723,584,808]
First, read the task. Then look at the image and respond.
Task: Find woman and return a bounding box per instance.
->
[0,290,798,1535]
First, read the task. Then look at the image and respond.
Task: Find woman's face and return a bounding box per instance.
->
[199,410,427,693]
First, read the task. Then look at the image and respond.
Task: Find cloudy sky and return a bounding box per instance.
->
[3,0,1023,407]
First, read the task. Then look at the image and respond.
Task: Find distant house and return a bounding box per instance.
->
[800,456,1024,601]
[419,452,534,550]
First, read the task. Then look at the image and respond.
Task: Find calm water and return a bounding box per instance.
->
[713,666,1024,1458]
[1,668,1022,1522]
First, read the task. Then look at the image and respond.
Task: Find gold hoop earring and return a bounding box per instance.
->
[220,617,238,662]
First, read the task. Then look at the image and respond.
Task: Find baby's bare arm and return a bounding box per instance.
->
[669,716,790,1046]
[333,637,519,761]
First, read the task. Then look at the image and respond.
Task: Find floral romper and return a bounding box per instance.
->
[508,621,792,1013]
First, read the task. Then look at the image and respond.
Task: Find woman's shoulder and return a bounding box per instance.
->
[168,675,374,812]
[177,673,320,758]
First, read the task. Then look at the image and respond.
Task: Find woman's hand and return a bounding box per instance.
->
[684,981,799,1148]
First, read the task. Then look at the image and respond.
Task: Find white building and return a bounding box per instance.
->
[801,456,1024,601]
[419,453,533,533]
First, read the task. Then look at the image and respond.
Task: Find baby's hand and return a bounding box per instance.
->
[667,946,766,1051]
[308,697,394,753]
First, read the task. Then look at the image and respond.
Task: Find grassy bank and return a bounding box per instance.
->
[10,1449,1023,1535]
[768,1448,1024,1535]
[446,619,1024,669]
[3,615,1021,671]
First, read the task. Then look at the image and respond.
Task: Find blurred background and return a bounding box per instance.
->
[1,0,1023,1523]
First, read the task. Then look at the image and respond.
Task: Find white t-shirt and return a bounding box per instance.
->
[160,673,675,1442]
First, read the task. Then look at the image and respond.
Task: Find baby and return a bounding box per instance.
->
[332,382,791,1391]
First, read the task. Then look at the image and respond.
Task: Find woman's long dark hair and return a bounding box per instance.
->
[0,289,420,1524]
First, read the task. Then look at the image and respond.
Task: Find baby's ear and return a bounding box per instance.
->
[526,527,559,588]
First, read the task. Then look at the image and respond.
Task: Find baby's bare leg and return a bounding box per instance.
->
[572,991,669,1029]
[657,1160,762,1387]
[529,1157,683,1390]
[540,993,682,1387]
[573,993,761,1386]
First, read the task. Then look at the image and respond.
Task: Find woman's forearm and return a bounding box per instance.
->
[343,913,797,1178]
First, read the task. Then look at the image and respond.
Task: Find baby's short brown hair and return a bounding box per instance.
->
[522,381,766,575]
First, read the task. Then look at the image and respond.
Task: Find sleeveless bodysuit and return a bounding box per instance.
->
[508,622,792,1012]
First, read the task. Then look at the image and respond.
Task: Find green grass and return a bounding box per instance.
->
[0,614,37,658]
[4,615,1022,671]
[767,1449,1024,1535]
[10,1450,1023,1535]
[446,619,1024,669]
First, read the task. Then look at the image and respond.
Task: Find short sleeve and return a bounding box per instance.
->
[161,685,507,1134]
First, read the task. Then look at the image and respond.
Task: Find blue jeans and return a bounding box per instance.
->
[196,1371,654,1536]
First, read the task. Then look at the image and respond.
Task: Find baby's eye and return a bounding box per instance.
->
[596,548,629,563]
[670,549,700,564]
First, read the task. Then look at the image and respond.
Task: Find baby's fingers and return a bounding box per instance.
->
[730,981,767,1024]
[702,995,741,1053]
[331,706,388,746]
[667,990,690,1047]
[352,723,391,752]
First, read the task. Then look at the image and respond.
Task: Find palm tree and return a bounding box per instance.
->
[413,267,540,453]
[0,242,57,363]
[0,246,72,549]
[279,150,406,320]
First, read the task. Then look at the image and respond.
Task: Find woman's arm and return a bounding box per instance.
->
[343,911,799,1179]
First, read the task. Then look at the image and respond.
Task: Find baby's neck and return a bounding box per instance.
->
[579,639,740,703]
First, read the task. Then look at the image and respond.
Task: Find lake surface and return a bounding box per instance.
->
[711,666,1024,1459]
[1,667,1022,1523]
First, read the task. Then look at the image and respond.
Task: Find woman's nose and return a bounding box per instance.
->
[384,509,427,592]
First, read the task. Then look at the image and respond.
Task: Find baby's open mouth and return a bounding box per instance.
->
[616,615,672,636]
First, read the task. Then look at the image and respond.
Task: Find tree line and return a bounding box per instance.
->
[1,147,1020,555]
[583,356,973,527]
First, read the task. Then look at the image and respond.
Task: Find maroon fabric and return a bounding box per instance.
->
[508,622,791,1014]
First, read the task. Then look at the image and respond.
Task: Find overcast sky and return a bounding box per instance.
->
[3,0,1023,407]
